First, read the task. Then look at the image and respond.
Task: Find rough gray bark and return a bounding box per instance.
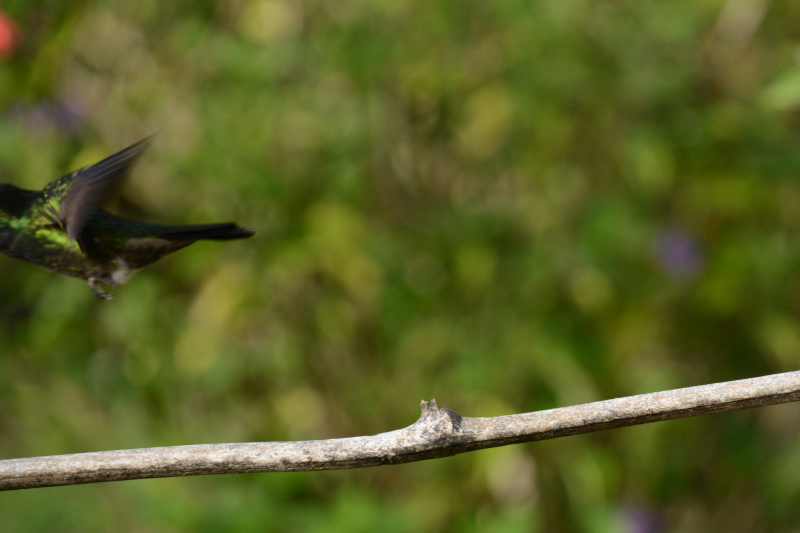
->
[2,370,800,491]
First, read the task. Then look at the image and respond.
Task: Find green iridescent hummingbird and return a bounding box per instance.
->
[0,137,255,299]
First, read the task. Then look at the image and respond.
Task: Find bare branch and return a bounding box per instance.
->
[2,371,800,491]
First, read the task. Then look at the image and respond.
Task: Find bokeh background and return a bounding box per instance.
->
[1,0,800,531]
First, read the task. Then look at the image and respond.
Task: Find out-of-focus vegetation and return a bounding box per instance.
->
[1,0,800,530]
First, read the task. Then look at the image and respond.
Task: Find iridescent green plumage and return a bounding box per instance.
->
[0,138,255,299]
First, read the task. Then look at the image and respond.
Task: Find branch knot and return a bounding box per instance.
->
[417,399,463,435]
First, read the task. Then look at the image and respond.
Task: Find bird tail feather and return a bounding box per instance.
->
[158,223,255,241]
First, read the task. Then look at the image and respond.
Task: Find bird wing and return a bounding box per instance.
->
[55,137,151,241]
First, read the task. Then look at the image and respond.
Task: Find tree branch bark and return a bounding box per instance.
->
[2,370,800,491]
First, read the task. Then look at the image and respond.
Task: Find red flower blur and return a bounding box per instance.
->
[0,10,20,58]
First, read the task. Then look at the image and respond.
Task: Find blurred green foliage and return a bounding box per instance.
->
[2,0,800,531]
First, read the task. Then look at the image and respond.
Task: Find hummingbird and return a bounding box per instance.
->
[0,137,255,300]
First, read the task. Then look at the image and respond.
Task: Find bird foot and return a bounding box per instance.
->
[88,277,114,300]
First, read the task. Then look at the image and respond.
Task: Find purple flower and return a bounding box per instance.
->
[3,98,85,137]
[619,505,667,533]
[654,227,704,279]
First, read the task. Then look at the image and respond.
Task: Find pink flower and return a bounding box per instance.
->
[0,10,20,58]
